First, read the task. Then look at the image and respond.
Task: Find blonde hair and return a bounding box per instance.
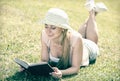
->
[57,29,71,69]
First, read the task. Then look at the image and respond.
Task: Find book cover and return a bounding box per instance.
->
[14,58,54,75]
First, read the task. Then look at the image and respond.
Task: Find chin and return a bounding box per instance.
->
[48,36,54,40]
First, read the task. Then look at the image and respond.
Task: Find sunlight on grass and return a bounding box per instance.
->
[0,0,120,81]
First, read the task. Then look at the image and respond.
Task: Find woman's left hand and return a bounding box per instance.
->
[50,67,62,78]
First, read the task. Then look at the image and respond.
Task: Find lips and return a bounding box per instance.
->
[48,35,53,37]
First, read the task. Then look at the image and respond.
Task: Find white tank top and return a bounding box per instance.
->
[46,39,60,62]
[41,30,90,66]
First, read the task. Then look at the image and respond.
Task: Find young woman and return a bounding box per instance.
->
[41,7,99,78]
[18,0,107,78]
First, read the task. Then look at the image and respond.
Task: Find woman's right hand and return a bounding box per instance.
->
[50,67,62,79]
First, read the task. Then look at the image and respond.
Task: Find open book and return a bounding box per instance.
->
[14,58,54,75]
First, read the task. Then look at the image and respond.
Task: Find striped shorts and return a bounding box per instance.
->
[84,39,99,64]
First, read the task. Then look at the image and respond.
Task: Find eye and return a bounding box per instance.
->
[44,24,56,30]
[45,24,48,29]
[51,25,56,30]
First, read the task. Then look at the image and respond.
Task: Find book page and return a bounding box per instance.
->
[14,58,29,69]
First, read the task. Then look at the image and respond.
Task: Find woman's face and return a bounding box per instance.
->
[44,24,63,40]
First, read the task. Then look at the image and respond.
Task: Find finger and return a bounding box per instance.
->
[52,67,58,72]
[51,72,58,78]
[51,72,62,79]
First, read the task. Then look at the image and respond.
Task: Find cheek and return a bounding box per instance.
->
[55,30,62,36]
[52,29,62,35]
[45,28,63,39]
[51,30,62,38]
[45,29,53,35]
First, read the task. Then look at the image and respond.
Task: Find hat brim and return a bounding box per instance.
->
[41,19,72,30]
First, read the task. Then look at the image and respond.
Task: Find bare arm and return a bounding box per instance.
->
[51,35,83,78]
[61,35,83,76]
[41,31,49,62]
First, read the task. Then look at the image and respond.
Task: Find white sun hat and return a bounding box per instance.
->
[42,8,72,30]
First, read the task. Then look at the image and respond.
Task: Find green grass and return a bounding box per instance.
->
[0,0,120,81]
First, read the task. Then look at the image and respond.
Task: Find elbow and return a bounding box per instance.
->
[73,67,80,74]
[76,68,79,74]
[41,58,49,62]
[72,69,79,75]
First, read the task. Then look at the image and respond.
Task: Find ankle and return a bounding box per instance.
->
[89,10,95,16]
[89,10,96,20]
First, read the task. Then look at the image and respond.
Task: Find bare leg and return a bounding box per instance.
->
[78,10,98,44]
[78,19,88,38]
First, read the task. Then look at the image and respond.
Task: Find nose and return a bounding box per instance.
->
[46,27,52,33]
[45,27,53,36]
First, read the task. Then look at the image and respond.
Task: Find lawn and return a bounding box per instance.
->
[0,0,120,81]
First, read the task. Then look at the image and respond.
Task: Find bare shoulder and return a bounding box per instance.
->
[69,30,83,47]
